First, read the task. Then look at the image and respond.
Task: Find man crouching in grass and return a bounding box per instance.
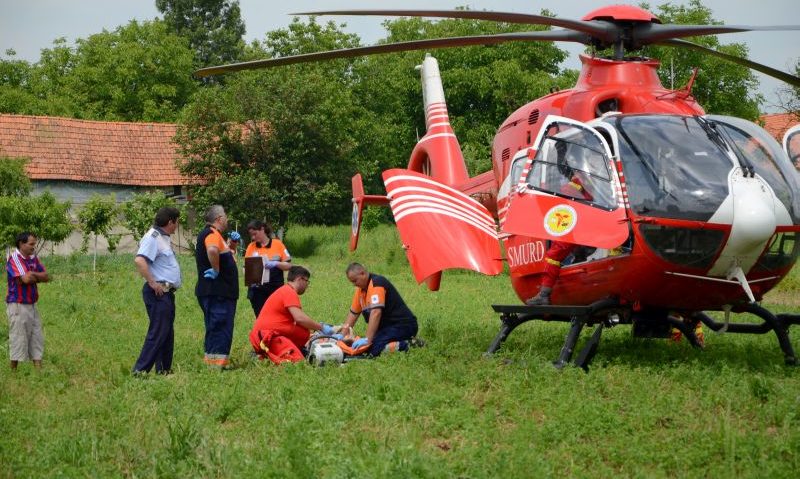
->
[341,262,422,356]
[6,232,49,371]
[249,265,334,360]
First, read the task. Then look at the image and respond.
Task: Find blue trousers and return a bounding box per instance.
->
[369,321,418,357]
[133,284,175,373]
[198,295,236,364]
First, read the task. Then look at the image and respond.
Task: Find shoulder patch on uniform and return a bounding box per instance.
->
[150,230,159,238]
[371,294,380,305]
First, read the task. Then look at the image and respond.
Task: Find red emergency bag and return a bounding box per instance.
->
[255,331,304,364]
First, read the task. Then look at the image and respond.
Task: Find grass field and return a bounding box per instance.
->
[1,224,799,478]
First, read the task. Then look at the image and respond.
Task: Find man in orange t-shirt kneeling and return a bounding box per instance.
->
[249,265,334,358]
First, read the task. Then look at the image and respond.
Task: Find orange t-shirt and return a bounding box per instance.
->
[249,284,309,349]
[244,238,291,287]
[244,238,290,261]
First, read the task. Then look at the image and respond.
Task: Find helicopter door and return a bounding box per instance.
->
[784,124,800,169]
[503,115,629,249]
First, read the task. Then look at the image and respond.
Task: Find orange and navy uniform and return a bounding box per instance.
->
[249,284,309,353]
[244,238,291,287]
[194,225,239,368]
[350,274,416,328]
[542,176,594,288]
[195,226,238,299]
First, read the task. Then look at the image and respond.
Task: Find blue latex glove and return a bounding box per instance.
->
[320,323,335,335]
[203,268,219,279]
[264,260,279,269]
[351,338,369,349]
[331,333,344,341]
[229,231,241,241]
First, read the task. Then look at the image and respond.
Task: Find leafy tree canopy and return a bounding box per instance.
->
[0,21,196,122]
[156,0,246,68]
[0,192,72,250]
[0,157,32,197]
[177,18,374,230]
[78,193,120,263]
[120,192,179,240]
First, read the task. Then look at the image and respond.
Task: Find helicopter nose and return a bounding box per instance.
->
[728,178,776,255]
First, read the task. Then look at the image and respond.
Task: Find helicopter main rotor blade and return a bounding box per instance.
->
[292,9,613,39]
[637,23,800,45]
[194,30,588,78]
[658,38,800,88]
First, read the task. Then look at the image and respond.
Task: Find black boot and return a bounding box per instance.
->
[525,286,552,306]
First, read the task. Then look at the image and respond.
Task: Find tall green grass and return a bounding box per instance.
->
[1,224,798,478]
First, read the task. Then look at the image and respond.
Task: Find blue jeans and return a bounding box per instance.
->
[198,296,236,363]
[369,321,418,357]
[133,284,175,373]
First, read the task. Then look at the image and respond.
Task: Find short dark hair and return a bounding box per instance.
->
[246,219,273,237]
[154,207,180,227]
[15,232,36,249]
[287,265,310,282]
[346,262,366,276]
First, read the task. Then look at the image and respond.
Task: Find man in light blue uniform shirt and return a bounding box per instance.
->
[132,207,182,374]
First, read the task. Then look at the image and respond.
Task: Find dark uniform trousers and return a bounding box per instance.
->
[198,296,236,357]
[368,321,418,357]
[133,284,175,373]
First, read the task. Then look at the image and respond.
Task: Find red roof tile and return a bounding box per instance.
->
[760,112,800,142]
[0,114,194,187]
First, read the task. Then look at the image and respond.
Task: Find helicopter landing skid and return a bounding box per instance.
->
[692,304,800,366]
[488,298,620,370]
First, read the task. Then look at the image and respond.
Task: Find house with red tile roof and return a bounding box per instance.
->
[0,114,194,206]
[0,114,200,254]
[760,112,800,168]
[760,112,799,144]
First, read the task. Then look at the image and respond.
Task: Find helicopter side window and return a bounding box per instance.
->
[525,125,617,210]
[708,115,800,223]
[787,130,800,168]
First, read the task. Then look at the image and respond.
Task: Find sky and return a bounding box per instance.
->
[1,0,798,112]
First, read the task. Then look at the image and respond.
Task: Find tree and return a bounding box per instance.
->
[65,20,197,122]
[0,192,72,251]
[120,192,178,240]
[176,18,372,229]
[77,194,118,271]
[354,11,573,177]
[0,50,41,114]
[0,157,32,197]
[638,0,761,119]
[0,22,196,122]
[156,0,245,68]
[775,59,800,118]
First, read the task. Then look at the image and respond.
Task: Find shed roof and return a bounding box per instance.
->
[0,114,191,186]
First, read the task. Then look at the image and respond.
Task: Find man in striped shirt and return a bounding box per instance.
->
[5,232,49,370]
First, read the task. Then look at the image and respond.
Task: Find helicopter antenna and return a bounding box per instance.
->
[670,57,674,89]
[684,67,699,94]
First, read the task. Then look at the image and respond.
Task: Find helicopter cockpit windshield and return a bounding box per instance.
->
[613,115,733,221]
[525,123,617,210]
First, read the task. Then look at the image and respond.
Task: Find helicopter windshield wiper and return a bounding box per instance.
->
[695,117,754,177]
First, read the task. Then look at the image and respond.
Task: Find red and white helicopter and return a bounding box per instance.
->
[196,5,800,368]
